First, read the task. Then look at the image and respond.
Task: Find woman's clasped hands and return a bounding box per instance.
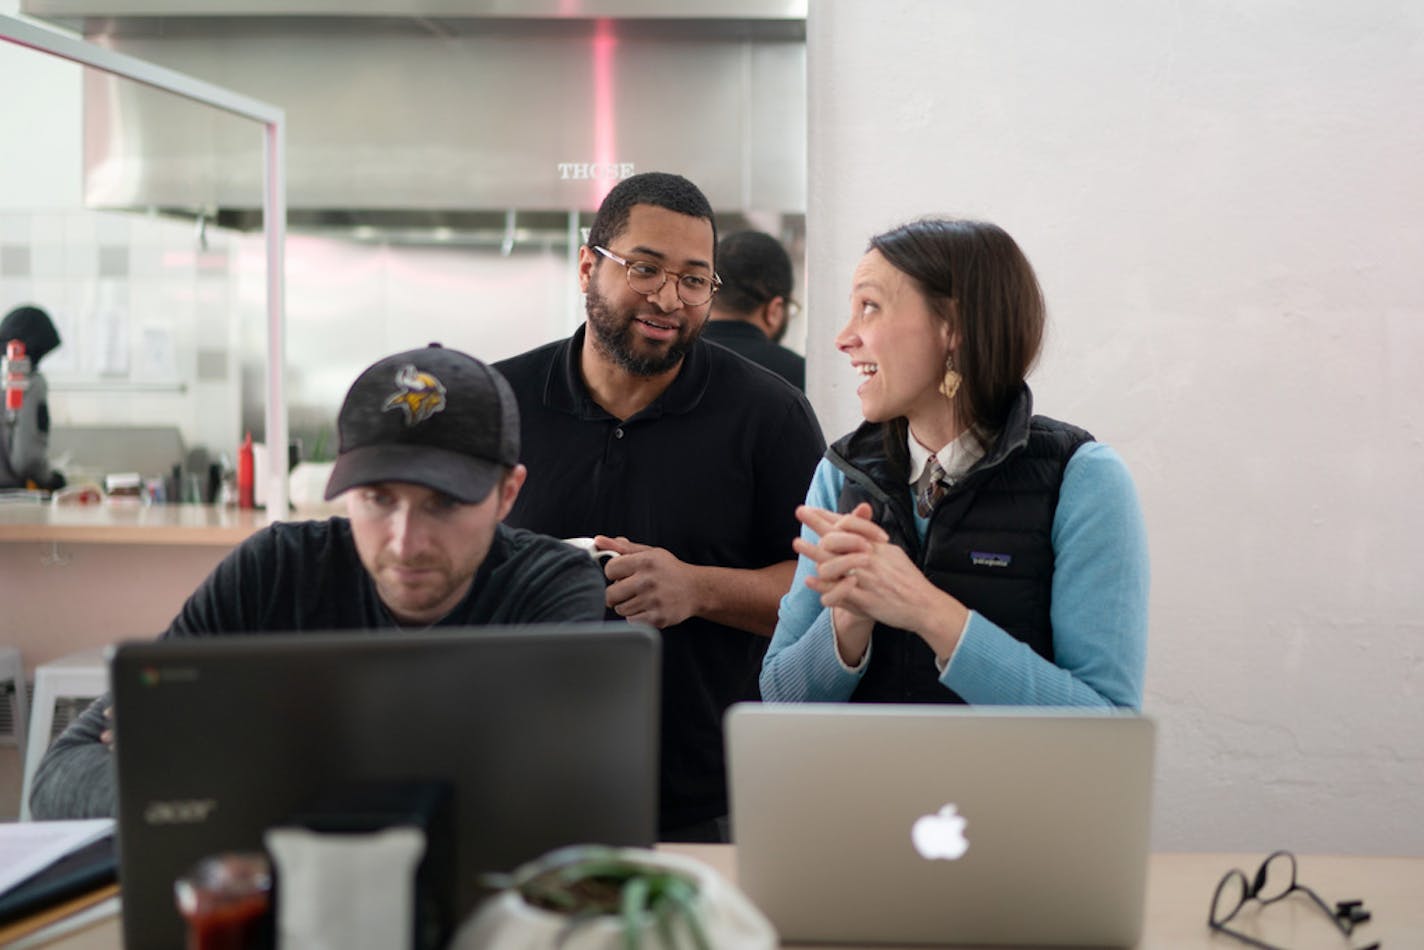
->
[793,502,969,666]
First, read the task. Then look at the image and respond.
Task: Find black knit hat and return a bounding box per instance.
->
[324,344,520,504]
[0,305,61,366]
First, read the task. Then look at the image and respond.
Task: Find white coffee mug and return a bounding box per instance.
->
[562,537,619,564]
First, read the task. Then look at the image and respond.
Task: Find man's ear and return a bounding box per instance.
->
[577,246,597,293]
[496,464,527,520]
[760,297,787,341]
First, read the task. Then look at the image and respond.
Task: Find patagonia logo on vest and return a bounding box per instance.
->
[970,551,1012,568]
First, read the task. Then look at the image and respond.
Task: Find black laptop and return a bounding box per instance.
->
[111,624,659,950]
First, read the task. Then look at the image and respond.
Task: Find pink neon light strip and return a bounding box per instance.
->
[591,18,618,207]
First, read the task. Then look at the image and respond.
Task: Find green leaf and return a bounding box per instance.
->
[652,902,681,950]
[620,876,651,950]
[663,882,711,950]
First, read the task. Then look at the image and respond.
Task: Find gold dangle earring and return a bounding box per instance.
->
[939,353,962,400]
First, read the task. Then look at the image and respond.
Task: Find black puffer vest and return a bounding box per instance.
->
[829,387,1092,703]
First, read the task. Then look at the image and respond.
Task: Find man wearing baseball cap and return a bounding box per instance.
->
[29,344,607,819]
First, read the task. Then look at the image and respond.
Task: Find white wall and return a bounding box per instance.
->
[0,5,80,210]
[806,1,1424,854]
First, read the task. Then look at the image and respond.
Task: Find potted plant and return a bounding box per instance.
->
[450,845,775,950]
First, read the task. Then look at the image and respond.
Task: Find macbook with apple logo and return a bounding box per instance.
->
[726,704,1156,947]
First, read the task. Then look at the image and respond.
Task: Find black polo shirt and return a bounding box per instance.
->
[496,326,825,831]
[702,319,807,391]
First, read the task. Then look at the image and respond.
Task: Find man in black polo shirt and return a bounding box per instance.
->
[29,344,608,819]
[495,172,826,841]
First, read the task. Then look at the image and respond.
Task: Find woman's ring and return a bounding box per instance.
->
[846,568,858,577]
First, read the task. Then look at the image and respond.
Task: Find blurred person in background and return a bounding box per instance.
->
[703,230,806,391]
[1,304,66,491]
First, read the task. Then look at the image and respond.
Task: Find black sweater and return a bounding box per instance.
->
[29,518,607,819]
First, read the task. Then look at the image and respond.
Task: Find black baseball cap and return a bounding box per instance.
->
[323,343,520,504]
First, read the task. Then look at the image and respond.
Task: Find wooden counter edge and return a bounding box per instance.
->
[0,523,258,546]
[0,506,323,547]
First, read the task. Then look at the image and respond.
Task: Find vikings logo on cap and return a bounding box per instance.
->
[382,364,447,425]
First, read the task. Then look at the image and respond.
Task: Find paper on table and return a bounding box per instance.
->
[0,820,115,895]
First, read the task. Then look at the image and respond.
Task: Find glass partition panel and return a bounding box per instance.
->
[0,15,286,512]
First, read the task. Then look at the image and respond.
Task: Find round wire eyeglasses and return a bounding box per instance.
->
[592,245,721,307]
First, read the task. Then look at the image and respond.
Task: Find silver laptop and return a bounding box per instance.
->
[726,704,1155,947]
[112,624,659,950]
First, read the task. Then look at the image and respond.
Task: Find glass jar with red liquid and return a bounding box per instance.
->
[174,852,273,950]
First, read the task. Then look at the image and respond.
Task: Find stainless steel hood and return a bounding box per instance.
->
[23,2,807,231]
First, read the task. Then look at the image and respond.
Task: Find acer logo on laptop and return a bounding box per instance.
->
[911,803,969,860]
[144,798,218,825]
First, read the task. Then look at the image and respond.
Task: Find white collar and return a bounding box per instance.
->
[906,427,985,486]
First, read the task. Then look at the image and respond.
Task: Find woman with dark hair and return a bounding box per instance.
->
[761,218,1147,707]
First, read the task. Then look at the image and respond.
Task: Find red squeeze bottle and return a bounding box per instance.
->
[3,340,29,413]
[237,433,254,509]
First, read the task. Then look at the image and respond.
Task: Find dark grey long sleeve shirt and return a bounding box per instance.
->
[29,517,607,819]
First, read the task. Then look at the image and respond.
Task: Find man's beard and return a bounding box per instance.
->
[586,282,706,377]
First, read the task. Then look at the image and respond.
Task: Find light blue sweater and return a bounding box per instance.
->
[760,441,1149,707]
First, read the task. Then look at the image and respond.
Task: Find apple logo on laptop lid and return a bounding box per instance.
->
[912,803,969,861]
